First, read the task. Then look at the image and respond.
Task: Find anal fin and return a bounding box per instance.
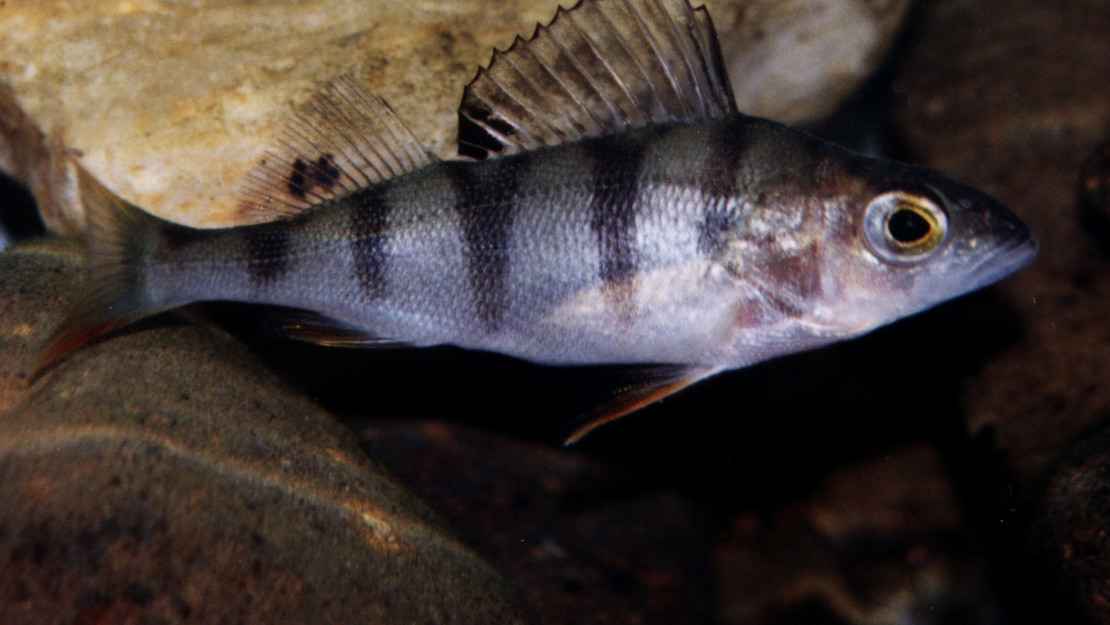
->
[563,364,719,444]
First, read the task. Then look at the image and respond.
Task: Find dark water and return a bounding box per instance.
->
[0,172,43,250]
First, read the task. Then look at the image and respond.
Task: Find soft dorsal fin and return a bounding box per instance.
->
[458,0,737,160]
[238,76,433,221]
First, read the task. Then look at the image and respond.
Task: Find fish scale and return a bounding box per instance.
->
[39,0,1037,442]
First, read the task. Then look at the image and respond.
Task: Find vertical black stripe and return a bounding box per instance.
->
[160,222,211,253]
[351,186,391,300]
[446,157,524,333]
[587,135,646,288]
[242,222,292,286]
[696,119,750,256]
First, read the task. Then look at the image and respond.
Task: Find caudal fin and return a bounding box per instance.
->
[36,167,166,371]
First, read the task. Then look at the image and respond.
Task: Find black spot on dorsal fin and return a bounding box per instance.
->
[287,158,309,199]
[458,0,737,160]
[285,154,343,200]
[238,76,433,222]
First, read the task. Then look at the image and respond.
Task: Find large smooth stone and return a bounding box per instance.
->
[711,0,909,126]
[0,240,534,625]
[0,0,906,232]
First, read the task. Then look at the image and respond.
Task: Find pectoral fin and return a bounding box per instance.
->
[564,364,720,444]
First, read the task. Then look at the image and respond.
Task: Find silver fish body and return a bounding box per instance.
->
[137,114,1034,368]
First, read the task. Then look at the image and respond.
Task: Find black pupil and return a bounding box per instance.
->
[887,208,931,243]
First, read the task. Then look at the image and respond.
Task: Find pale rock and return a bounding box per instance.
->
[709,0,910,125]
[0,0,907,231]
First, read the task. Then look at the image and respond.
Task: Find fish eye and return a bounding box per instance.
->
[887,208,932,244]
[863,191,948,263]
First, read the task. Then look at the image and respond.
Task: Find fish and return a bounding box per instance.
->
[39,0,1038,442]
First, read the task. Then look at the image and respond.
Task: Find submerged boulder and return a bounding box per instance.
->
[0,240,534,625]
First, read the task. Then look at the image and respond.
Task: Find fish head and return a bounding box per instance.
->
[801,158,1038,337]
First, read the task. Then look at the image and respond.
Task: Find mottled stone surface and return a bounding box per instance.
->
[0,0,905,231]
[1,0,560,229]
[0,240,533,625]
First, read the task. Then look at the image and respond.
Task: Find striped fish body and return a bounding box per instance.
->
[41,0,1037,439]
[145,116,840,368]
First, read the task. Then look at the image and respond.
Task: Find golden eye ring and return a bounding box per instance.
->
[863,191,949,263]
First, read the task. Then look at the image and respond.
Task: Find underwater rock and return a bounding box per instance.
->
[892,0,1110,494]
[1032,423,1110,622]
[893,0,1110,179]
[359,419,712,625]
[0,240,534,625]
[0,81,78,237]
[0,0,557,230]
[714,443,999,625]
[0,0,904,232]
[710,0,910,126]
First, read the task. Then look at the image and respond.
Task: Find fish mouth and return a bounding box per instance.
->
[963,229,1039,291]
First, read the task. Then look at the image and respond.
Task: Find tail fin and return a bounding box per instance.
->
[36,167,167,371]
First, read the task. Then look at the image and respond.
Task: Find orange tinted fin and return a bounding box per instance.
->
[563,365,719,445]
[263,309,409,348]
[34,167,167,373]
[36,315,133,372]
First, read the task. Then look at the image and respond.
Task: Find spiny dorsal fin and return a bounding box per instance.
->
[458,0,737,160]
[238,76,433,221]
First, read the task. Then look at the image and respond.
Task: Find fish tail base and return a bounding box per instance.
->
[35,168,168,371]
